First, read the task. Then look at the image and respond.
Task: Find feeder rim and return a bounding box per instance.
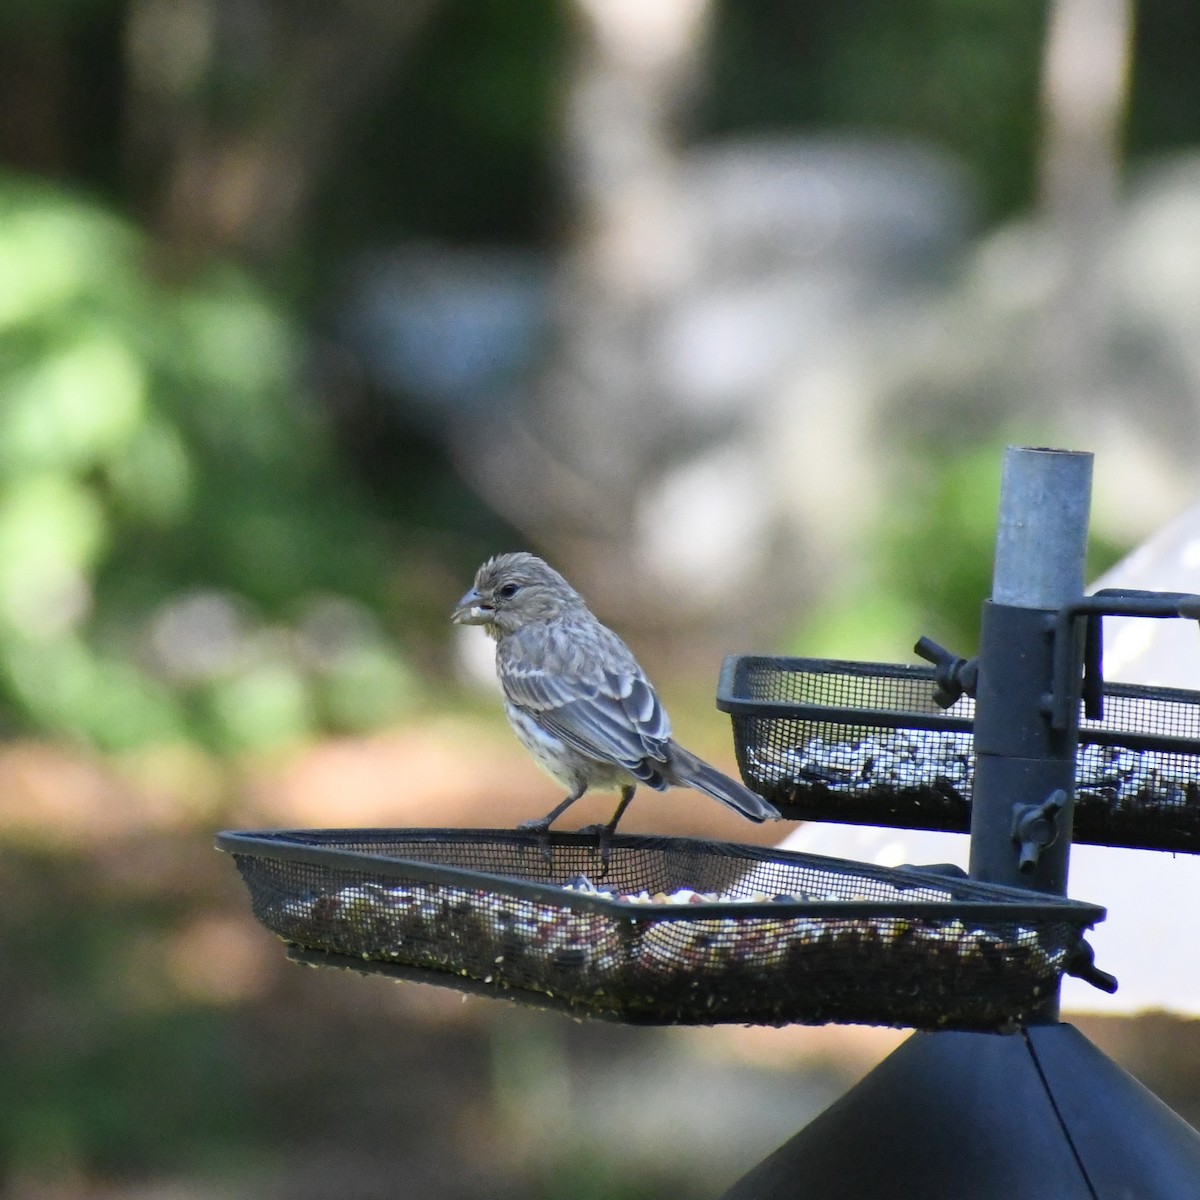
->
[215,827,1106,926]
[716,654,1200,753]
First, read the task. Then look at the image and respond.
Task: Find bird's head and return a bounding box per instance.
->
[451,552,586,638]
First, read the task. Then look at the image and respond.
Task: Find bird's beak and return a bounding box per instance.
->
[451,587,492,626]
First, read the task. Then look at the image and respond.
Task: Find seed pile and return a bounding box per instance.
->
[262,872,1072,1029]
[745,728,1200,845]
[746,728,974,801]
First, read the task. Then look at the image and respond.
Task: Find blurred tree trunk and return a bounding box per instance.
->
[0,28,70,176]
[1036,0,1134,418]
[465,0,715,629]
[123,0,439,261]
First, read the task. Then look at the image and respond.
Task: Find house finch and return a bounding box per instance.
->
[452,552,780,843]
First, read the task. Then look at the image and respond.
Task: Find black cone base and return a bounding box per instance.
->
[719,1023,1200,1199]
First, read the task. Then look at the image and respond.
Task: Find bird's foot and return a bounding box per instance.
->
[516,817,555,864]
[577,822,618,875]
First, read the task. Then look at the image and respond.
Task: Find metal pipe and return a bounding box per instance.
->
[970,448,1093,1020]
[991,447,1092,609]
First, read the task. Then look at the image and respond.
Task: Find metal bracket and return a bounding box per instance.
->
[1046,589,1200,731]
[1012,789,1067,872]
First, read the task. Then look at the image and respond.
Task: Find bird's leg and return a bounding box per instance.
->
[518,784,587,863]
[519,786,588,832]
[580,785,636,872]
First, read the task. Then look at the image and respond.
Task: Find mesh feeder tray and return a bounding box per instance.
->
[217,827,1104,1031]
[719,656,1200,854]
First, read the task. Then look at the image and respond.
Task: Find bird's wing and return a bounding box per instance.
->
[500,626,671,779]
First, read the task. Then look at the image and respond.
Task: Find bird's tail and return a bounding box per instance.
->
[671,747,781,823]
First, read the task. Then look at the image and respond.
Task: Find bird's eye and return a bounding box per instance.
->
[496,583,519,601]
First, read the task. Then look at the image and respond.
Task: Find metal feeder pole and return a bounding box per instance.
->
[720,446,1200,1199]
[970,446,1091,897]
[970,447,1091,1020]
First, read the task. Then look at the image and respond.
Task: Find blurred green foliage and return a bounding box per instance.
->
[314,0,564,256]
[0,175,422,751]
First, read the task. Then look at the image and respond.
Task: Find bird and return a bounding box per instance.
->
[451,551,780,848]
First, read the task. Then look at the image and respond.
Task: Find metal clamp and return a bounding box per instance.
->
[1064,938,1119,994]
[1011,789,1067,872]
[914,636,978,708]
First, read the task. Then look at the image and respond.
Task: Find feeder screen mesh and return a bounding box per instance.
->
[721,657,1200,852]
[221,828,1101,1031]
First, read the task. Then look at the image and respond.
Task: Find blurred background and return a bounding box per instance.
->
[4,0,1200,1196]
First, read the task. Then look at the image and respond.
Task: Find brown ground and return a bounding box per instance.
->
[3,717,1198,1199]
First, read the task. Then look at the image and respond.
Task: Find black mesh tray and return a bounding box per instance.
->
[217,827,1104,1031]
[718,655,1200,852]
